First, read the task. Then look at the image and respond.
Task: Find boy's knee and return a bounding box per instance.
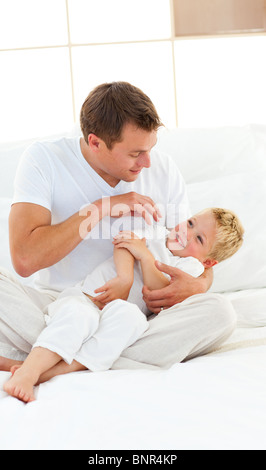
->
[107,299,148,332]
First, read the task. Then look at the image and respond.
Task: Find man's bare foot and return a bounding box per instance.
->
[0,355,23,372]
[3,367,37,403]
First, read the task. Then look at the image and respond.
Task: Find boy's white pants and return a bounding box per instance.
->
[33,287,149,371]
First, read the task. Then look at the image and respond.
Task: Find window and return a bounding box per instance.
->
[0,0,265,142]
[173,0,266,36]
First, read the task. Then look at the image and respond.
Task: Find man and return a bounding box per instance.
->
[0,82,236,373]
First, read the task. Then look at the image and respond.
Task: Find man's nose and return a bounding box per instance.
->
[137,152,151,168]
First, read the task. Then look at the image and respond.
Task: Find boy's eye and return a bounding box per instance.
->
[197,235,203,244]
[188,220,193,227]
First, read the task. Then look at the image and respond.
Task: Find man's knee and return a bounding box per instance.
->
[207,293,237,328]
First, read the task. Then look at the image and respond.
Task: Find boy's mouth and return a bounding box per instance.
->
[175,232,187,248]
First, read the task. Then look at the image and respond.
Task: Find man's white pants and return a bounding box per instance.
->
[0,269,237,369]
[33,288,149,371]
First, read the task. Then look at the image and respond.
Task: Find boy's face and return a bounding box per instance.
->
[87,123,157,187]
[166,211,218,268]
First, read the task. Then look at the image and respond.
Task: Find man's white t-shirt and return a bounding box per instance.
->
[12,136,190,292]
[81,223,204,315]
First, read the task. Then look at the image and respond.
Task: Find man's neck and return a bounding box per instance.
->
[80,138,120,187]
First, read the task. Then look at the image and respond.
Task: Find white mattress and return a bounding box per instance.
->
[1,288,265,451]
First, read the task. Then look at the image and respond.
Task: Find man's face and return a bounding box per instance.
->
[89,123,157,187]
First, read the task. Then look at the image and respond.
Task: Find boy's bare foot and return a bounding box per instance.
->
[3,367,37,403]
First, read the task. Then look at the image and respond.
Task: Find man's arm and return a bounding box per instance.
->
[9,192,161,278]
[142,261,213,314]
[9,201,103,277]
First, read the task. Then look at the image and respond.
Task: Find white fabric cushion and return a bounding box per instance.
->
[0,126,81,197]
[0,198,12,270]
[224,288,266,327]
[157,124,266,183]
[187,169,266,293]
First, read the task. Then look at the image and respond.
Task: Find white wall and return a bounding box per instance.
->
[0,0,265,142]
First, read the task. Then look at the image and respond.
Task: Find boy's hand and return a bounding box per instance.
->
[92,275,133,305]
[113,231,148,260]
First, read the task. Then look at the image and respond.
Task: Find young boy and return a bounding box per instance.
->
[4,207,244,403]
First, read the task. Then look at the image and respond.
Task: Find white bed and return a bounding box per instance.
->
[0,124,266,450]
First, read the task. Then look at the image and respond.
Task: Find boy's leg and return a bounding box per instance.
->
[74,299,149,371]
[33,299,148,383]
[32,292,100,366]
[3,347,62,402]
[4,292,101,401]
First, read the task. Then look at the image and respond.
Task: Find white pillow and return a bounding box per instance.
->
[0,198,13,271]
[0,126,81,197]
[223,289,266,327]
[187,169,266,293]
[156,125,266,184]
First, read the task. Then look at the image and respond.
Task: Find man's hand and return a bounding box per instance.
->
[101,192,162,225]
[142,261,213,314]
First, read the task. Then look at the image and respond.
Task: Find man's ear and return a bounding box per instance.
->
[203,258,218,268]
[88,133,101,151]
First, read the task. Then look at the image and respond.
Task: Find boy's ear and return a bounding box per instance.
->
[203,258,218,268]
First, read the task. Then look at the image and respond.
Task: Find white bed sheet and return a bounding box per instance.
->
[0,314,265,450]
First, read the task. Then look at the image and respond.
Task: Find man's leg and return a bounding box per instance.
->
[112,293,237,370]
[0,268,57,368]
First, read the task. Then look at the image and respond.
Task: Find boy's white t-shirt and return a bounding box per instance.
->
[80,223,204,315]
[12,136,190,292]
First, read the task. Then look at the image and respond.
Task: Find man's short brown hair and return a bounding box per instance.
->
[80,81,163,149]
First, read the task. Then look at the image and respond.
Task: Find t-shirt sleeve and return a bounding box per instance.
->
[169,255,204,278]
[12,143,53,211]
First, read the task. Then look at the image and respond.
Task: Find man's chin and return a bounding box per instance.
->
[124,172,141,182]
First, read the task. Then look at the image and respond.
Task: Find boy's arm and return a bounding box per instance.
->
[92,245,135,305]
[113,233,170,291]
[139,251,170,290]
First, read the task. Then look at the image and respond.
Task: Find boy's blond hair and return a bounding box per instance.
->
[203,208,244,262]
